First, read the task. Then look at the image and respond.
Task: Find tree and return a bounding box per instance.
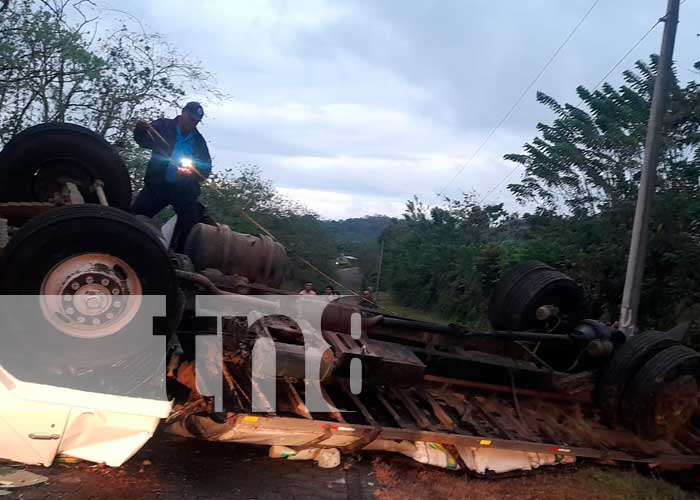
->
[505,57,699,213]
[379,56,700,337]
[0,0,220,148]
[200,166,341,291]
[504,56,700,332]
[381,194,507,325]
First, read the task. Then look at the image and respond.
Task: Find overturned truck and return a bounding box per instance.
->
[1,123,700,472]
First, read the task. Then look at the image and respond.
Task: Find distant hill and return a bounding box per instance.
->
[322,215,395,244]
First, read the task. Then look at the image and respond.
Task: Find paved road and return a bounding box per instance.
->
[335,267,362,294]
[4,431,377,500]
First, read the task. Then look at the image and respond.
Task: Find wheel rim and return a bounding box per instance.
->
[39,253,143,339]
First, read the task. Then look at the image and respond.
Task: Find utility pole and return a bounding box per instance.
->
[619,0,680,335]
[374,239,384,302]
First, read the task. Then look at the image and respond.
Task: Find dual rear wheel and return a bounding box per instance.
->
[490,262,700,439]
[597,332,700,439]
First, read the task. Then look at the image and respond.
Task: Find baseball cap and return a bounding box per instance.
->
[183,101,204,121]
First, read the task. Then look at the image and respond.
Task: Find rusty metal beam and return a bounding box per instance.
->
[424,374,592,404]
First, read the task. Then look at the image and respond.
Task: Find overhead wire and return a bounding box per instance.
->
[435,0,601,199]
[475,11,670,206]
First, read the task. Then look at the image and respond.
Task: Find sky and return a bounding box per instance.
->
[110,0,700,220]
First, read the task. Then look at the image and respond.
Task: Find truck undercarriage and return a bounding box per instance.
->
[1,123,699,473]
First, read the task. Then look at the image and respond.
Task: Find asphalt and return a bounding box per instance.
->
[2,430,377,500]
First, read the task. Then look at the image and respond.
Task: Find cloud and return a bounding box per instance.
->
[111,0,700,218]
[276,186,406,220]
[204,98,526,206]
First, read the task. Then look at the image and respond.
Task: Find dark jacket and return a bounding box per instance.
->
[133,117,212,193]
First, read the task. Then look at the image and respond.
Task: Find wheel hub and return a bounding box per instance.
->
[40,253,142,338]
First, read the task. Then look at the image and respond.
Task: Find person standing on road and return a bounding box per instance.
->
[132,102,212,251]
[299,281,317,295]
[361,290,377,309]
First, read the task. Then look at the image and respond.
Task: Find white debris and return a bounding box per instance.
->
[455,445,575,474]
[268,446,341,468]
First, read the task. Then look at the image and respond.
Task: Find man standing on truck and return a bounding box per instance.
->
[132,101,212,250]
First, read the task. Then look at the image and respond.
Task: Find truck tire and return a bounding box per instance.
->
[620,345,700,439]
[0,205,175,394]
[0,123,132,210]
[488,261,582,331]
[596,331,679,425]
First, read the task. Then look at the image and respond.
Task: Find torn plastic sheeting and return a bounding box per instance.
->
[269,442,456,470]
[455,445,576,474]
[269,446,341,468]
[167,416,576,474]
[364,440,459,470]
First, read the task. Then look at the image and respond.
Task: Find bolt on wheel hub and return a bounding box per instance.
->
[40,253,142,338]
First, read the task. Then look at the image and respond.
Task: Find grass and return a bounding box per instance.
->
[375,291,450,324]
[372,456,698,500]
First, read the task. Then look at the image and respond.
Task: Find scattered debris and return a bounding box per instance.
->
[269,446,341,468]
[454,445,576,474]
[365,441,459,470]
[0,466,48,489]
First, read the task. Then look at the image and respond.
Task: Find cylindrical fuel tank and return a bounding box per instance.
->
[184,223,288,288]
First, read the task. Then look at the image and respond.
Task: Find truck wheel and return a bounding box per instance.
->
[620,345,700,439]
[596,331,679,425]
[0,205,174,380]
[0,123,132,210]
[488,261,582,331]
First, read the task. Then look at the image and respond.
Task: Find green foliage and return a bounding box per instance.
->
[321,215,394,289]
[0,0,220,149]
[0,1,339,293]
[381,57,700,335]
[323,215,394,244]
[506,57,698,213]
[201,166,340,291]
[382,195,508,327]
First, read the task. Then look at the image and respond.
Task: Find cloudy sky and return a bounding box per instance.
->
[113,0,700,220]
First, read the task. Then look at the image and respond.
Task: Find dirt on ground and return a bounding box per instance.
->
[372,454,698,500]
[3,431,700,500]
[2,431,375,500]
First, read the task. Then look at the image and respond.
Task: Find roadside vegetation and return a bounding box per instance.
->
[2,1,699,334]
[373,457,697,500]
[379,58,700,339]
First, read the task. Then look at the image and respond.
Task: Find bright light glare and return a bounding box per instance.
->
[179,157,193,169]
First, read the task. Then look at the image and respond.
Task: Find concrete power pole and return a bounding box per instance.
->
[374,239,384,301]
[619,0,680,335]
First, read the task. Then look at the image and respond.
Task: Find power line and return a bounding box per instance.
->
[476,14,666,207]
[435,0,600,199]
[578,20,662,107]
